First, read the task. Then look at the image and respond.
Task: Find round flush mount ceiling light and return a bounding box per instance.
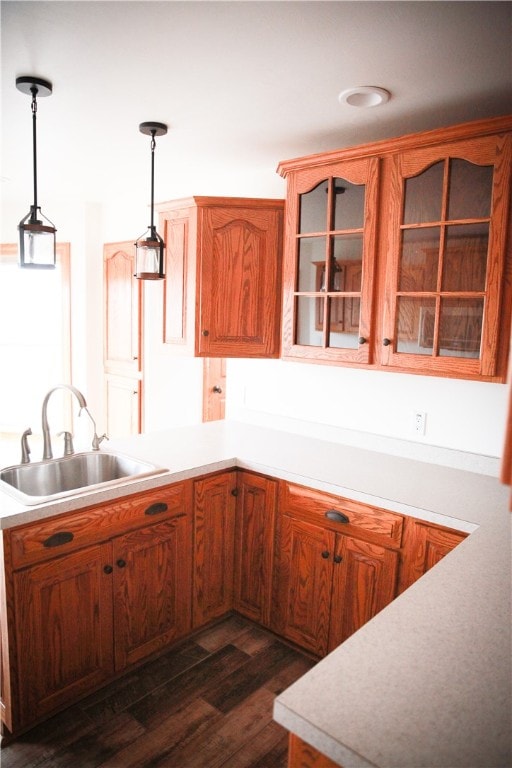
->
[338,86,391,108]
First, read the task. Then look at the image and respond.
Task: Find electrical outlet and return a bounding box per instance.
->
[414,411,426,435]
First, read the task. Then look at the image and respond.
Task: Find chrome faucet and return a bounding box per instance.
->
[41,384,104,460]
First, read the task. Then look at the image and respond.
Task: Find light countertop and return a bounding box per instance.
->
[1,421,510,766]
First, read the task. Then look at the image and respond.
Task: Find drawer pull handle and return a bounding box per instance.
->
[145,502,168,516]
[321,550,330,559]
[325,510,350,524]
[43,531,74,548]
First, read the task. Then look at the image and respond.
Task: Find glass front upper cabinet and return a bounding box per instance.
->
[382,133,511,378]
[281,157,379,363]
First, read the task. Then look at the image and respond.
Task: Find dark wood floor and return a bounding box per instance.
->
[1,615,315,768]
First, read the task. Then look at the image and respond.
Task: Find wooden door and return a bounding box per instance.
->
[13,543,114,725]
[197,203,283,357]
[233,472,277,626]
[104,242,141,374]
[104,373,141,437]
[113,515,192,669]
[273,516,335,656]
[398,520,468,594]
[202,357,226,422]
[193,472,236,627]
[328,535,398,652]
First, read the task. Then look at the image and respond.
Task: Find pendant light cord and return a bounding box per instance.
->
[31,85,39,217]
[150,131,156,234]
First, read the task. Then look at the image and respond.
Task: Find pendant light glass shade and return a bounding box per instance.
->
[16,76,56,269]
[134,121,168,280]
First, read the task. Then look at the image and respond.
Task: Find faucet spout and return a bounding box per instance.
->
[41,385,87,460]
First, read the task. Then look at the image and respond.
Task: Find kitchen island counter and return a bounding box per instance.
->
[0,420,510,766]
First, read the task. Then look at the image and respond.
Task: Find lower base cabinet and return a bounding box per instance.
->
[1,469,467,739]
[193,471,237,627]
[272,513,399,657]
[2,482,192,733]
[288,735,340,768]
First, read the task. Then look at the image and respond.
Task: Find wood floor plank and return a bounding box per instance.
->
[128,643,251,729]
[1,616,315,768]
[97,698,220,768]
[201,641,298,714]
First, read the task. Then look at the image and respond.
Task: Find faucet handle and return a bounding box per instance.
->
[58,430,74,456]
[21,428,32,464]
[92,432,108,451]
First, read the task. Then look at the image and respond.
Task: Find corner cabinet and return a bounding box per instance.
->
[157,197,284,358]
[278,116,512,381]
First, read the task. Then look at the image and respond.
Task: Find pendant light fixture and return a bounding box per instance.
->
[134,121,168,280]
[16,75,56,269]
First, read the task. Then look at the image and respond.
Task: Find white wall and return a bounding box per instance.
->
[227,358,508,474]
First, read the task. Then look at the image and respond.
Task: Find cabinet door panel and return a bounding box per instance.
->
[273,516,334,656]
[113,516,192,669]
[104,242,141,373]
[234,472,277,626]
[198,206,282,357]
[193,472,236,626]
[14,543,114,725]
[328,537,398,652]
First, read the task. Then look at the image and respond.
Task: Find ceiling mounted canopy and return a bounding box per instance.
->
[16,75,56,269]
[134,121,168,280]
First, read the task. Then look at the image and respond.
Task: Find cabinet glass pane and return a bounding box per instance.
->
[333,235,363,291]
[442,224,488,292]
[438,298,483,358]
[328,298,360,348]
[448,160,493,220]
[296,296,323,346]
[299,181,328,233]
[333,179,365,230]
[403,161,444,224]
[397,297,436,354]
[298,237,326,292]
[399,228,439,291]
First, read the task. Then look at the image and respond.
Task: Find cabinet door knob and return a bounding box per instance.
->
[358,336,366,345]
[103,565,113,574]
[334,555,343,564]
[383,337,392,346]
[213,385,223,393]
[321,550,330,559]
[202,330,209,336]
[116,559,127,569]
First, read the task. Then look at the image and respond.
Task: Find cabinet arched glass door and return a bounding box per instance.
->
[382,135,511,378]
[282,157,379,363]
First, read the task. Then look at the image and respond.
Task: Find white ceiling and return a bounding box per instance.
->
[1,1,511,223]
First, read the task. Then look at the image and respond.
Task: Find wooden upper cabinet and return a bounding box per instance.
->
[381,131,512,380]
[280,157,379,364]
[103,242,141,374]
[158,197,284,358]
[278,116,512,381]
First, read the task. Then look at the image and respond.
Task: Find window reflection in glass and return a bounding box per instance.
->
[442,224,488,292]
[399,228,439,291]
[298,237,325,292]
[299,182,328,234]
[397,297,436,354]
[403,162,444,224]
[438,298,483,358]
[333,179,365,230]
[448,160,493,220]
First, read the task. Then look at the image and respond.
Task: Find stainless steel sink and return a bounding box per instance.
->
[0,451,168,505]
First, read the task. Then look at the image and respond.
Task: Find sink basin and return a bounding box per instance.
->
[0,451,168,505]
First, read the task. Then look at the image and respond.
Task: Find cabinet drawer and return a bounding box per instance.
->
[8,482,190,569]
[279,482,403,548]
